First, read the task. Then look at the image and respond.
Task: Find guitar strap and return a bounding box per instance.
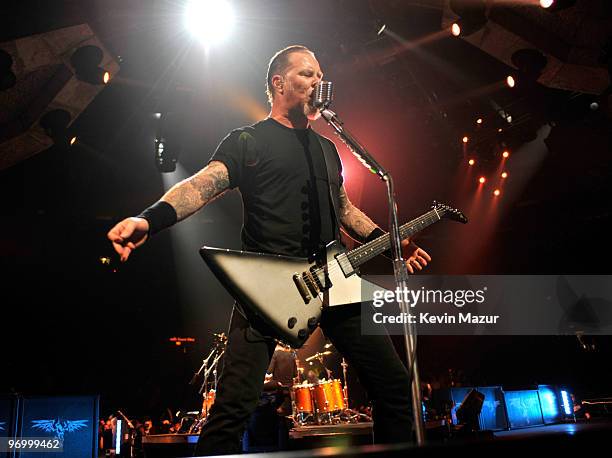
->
[315,134,342,242]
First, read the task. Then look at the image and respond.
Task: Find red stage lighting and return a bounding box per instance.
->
[479,176,486,184]
[468,159,475,166]
[501,171,508,178]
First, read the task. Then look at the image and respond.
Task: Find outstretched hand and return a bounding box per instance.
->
[401,239,431,274]
[107,217,150,262]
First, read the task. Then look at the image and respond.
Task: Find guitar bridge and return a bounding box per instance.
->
[310,265,331,292]
[293,273,311,304]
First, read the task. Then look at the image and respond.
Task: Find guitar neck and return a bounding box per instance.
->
[346,209,442,268]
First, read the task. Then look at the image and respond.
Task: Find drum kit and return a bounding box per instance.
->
[185,333,370,434]
[289,346,368,426]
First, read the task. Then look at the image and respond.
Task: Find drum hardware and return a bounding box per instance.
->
[288,348,370,426]
[188,332,227,434]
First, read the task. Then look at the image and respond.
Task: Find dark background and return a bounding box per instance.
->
[1,0,611,420]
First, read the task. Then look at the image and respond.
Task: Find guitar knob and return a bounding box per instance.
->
[298,329,308,339]
[288,317,297,329]
[307,317,318,328]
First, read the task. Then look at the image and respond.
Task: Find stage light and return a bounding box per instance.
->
[506,75,516,88]
[498,128,503,132]
[39,109,77,147]
[493,189,500,196]
[502,150,510,158]
[462,136,469,143]
[70,45,111,85]
[479,176,486,184]
[451,23,461,36]
[476,118,483,124]
[501,171,508,178]
[561,390,572,415]
[456,389,485,431]
[468,159,475,166]
[540,0,554,8]
[449,0,487,37]
[185,0,236,46]
[0,49,17,91]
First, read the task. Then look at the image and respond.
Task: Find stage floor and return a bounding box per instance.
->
[142,419,612,457]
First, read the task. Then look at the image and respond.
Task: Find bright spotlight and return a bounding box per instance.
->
[501,171,508,178]
[69,136,78,146]
[476,118,483,124]
[468,159,475,166]
[502,150,510,158]
[493,189,501,196]
[462,136,469,144]
[479,176,486,184]
[506,75,516,88]
[540,0,554,8]
[451,23,461,37]
[185,0,236,46]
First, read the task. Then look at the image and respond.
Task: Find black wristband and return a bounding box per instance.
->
[365,227,393,258]
[365,227,385,243]
[137,201,177,236]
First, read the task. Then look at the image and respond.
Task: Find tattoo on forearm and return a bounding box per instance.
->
[161,161,230,221]
[338,186,377,242]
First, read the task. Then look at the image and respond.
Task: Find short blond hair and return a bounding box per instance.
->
[265,45,312,104]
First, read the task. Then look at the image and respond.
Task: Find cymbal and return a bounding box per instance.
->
[304,351,332,362]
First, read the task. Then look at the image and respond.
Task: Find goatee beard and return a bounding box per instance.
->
[303,102,320,120]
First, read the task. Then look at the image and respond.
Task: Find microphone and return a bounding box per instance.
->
[312,81,334,109]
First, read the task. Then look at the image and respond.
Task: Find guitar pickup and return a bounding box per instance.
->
[310,266,331,292]
[293,273,311,304]
[335,252,355,277]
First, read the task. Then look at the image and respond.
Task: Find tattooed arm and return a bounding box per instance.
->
[161,160,230,221]
[337,185,432,273]
[337,185,378,242]
[107,161,230,261]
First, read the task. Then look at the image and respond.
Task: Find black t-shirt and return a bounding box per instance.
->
[267,350,297,386]
[210,118,343,257]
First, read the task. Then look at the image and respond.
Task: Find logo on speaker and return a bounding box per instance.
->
[32,419,88,441]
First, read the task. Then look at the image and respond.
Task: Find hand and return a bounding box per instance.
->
[402,239,431,274]
[107,217,150,262]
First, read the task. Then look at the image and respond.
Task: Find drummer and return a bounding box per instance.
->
[265,344,297,389]
[305,359,332,384]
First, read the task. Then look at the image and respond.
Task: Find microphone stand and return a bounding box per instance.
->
[320,107,426,445]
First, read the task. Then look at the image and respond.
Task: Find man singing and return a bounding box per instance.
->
[107,45,431,455]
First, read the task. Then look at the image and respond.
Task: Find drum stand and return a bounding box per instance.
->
[189,341,225,434]
[336,358,370,423]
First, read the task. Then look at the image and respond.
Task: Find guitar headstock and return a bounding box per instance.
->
[432,201,468,224]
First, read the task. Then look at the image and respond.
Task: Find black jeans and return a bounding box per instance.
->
[194,304,413,456]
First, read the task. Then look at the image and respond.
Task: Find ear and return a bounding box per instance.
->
[272,74,284,94]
